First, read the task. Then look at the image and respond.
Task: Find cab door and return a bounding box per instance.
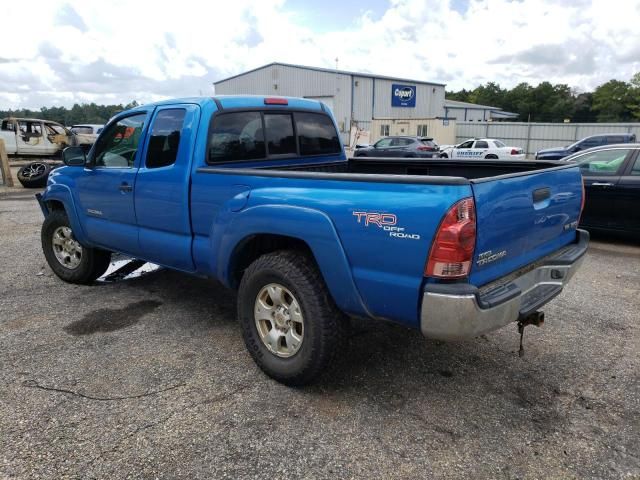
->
[134,105,199,271]
[575,148,633,229]
[372,137,393,156]
[16,120,47,155]
[616,151,640,232]
[452,139,475,159]
[74,111,150,254]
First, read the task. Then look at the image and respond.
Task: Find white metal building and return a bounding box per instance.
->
[213,62,451,145]
[444,99,519,122]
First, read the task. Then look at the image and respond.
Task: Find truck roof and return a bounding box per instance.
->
[129,95,325,112]
[2,117,64,124]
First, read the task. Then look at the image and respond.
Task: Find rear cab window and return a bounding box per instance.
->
[146,109,187,168]
[207,109,341,164]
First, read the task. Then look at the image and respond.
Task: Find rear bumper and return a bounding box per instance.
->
[420,229,589,340]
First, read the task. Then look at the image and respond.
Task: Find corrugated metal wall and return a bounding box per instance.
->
[351,76,373,128]
[456,122,640,156]
[215,64,352,138]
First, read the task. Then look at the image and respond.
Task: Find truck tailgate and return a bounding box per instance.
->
[469,165,583,287]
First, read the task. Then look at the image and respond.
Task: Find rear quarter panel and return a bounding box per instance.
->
[191,171,471,327]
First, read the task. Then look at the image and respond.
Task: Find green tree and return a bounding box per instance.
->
[592,80,635,122]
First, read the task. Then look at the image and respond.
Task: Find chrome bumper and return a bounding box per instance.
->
[420,230,589,341]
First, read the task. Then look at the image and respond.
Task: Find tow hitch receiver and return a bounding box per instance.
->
[517,311,545,357]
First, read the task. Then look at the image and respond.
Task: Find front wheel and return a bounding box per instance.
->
[237,250,348,386]
[440,153,448,158]
[41,210,111,284]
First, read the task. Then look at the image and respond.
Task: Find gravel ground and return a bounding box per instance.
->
[0,187,639,479]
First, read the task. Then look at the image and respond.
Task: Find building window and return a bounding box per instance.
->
[380,124,390,136]
[417,124,428,136]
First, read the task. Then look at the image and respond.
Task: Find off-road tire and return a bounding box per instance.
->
[238,250,348,386]
[41,210,111,284]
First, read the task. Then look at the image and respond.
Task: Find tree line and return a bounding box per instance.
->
[447,73,640,123]
[0,101,140,126]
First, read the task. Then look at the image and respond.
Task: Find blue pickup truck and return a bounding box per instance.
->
[36,96,588,385]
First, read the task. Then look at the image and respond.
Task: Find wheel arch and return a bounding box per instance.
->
[39,185,90,245]
[214,205,369,318]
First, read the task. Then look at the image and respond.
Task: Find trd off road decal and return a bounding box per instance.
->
[352,211,421,240]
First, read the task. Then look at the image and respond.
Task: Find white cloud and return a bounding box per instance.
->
[0,0,638,109]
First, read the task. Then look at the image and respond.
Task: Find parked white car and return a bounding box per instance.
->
[69,124,104,152]
[439,138,525,160]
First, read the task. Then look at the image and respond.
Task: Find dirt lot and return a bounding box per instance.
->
[1,187,639,479]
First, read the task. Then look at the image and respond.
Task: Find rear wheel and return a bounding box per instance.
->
[485,154,498,159]
[237,250,348,385]
[41,210,111,284]
[440,153,448,158]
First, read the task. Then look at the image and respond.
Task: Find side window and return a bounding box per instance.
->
[475,140,489,149]
[208,112,265,163]
[580,137,603,149]
[146,109,186,168]
[93,114,146,168]
[375,138,393,148]
[630,156,640,176]
[71,126,93,134]
[606,135,625,144]
[264,113,296,155]
[458,140,474,149]
[575,149,630,176]
[295,112,341,156]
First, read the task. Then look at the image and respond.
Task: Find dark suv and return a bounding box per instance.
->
[354,136,439,158]
[535,133,636,160]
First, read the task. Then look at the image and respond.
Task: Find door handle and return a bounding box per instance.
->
[119,182,133,192]
[591,182,613,187]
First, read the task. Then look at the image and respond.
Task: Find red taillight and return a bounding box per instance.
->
[510,148,520,155]
[264,97,288,105]
[425,197,476,279]
[417,145,434,151]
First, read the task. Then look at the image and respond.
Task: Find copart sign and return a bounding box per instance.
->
[391,84,416,107]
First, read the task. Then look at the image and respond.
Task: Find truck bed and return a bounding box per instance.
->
[200,158,572,184]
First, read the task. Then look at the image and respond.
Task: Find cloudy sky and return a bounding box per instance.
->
[1,0,639,109]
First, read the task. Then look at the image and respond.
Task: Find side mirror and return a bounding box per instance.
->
[62,146,86,166]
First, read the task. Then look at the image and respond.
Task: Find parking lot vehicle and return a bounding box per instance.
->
[535,133,637,160]
[37,96,588,385]
[69,124,104,152]
[0,117,74,156]
[439,138,525,160]
[563,144,640,234]
[354,136,439,158]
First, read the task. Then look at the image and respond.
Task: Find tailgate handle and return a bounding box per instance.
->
[532,187,550,203]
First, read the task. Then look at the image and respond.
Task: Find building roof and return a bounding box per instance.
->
[444,99,503,110]
[214,62,446,87]
[444,99,518,118]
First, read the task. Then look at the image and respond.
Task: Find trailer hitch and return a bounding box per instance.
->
[517,311,544,357]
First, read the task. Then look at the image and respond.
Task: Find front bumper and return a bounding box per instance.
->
[420,230,589,340]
